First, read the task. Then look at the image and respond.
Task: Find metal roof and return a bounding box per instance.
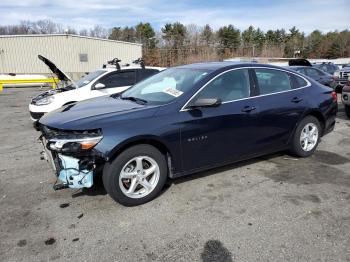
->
[0,34,142,46]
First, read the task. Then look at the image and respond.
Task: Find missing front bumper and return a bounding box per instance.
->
[57,154,93,189]
[40,138,95,189]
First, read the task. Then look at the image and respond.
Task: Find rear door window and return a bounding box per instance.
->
[254,68,292,95]
[98,71,136,88]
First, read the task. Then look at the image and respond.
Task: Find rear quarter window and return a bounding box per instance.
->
[290,74,308,89]
[255,68,292,95]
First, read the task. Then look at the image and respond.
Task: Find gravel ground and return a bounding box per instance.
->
[0,87,349,262]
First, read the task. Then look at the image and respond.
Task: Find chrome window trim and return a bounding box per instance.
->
[180,66,311,112]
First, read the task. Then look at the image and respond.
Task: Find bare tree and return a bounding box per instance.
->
[79,29,89,36]
[89,25,108,38]
[186,24,202,47]
[32,19,59,34]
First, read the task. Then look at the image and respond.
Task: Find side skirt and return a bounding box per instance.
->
[169,145,289,179]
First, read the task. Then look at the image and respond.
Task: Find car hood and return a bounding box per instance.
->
[39,95,157,130]
[30,84,76,104]
[38,55,76,85]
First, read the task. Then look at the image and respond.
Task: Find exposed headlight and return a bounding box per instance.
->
[36,96,54,106]
[49,135,103,152]
[333,71,340,78]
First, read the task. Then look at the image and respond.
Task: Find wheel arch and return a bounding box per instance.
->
[288,109,326,145]
[305,110,326,135]
[106,135,174,176]
[294,109,326,138]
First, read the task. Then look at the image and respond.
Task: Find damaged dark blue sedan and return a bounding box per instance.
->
[38,62,338,206]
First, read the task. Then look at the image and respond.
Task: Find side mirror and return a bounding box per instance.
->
[189,98,221,109]
[94,83,105,90]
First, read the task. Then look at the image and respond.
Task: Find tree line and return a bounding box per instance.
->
[1,20,349,66]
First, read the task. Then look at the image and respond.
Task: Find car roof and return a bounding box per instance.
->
[286,66,310,69]
[102,66,166,72]
[174,61,287,71]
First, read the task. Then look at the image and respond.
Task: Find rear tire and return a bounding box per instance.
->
[102,144,167,206]
[345,105,350,119]
[290,116,321,157]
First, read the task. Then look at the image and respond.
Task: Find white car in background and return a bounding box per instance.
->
[29,55,165,121]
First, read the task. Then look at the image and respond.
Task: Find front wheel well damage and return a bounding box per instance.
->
[108,138,173,176]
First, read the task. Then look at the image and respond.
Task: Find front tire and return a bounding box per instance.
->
[290,116,321,157]
[103,144,167,206]
[345,105,350,119]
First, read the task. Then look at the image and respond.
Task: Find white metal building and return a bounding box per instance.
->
[0,34,142,79]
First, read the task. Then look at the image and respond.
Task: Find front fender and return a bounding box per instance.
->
[105,135,173,162]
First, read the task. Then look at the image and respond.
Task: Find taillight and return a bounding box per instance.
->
[331,91,337,102]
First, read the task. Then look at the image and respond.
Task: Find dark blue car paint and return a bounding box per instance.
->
[39,63,337,178]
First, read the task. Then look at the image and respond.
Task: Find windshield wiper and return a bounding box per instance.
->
[120,96,148,104]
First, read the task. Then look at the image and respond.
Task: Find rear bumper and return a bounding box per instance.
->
[323,119,336,136]
[322,99,338,137]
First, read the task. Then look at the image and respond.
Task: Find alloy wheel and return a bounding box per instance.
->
[119,156,160,199]
[300,123,318,152]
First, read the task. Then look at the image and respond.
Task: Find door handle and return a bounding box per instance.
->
[291,97,303,103]
[241,106,256,113]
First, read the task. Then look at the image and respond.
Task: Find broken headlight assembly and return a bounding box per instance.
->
[40,128,104,189]
[49,132,103,153]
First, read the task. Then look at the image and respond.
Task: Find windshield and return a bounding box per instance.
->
[75,70,106,88]
[120,68,211,105]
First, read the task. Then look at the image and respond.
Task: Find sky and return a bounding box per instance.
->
[0,0,349,33]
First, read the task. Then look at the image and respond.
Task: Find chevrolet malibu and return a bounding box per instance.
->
[38,62,338,206]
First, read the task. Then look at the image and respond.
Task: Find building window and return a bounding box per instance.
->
[79,53,88,62]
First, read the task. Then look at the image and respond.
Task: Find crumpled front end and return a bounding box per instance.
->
[39,125,105,190]
[57,154,93,188]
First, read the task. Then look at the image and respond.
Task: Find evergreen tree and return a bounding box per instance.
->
[217,25,241,51]
[135,22,157,49]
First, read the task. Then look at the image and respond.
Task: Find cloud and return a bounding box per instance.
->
[0,0,349,33]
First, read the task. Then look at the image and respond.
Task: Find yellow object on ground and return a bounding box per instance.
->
[0,78,59,92]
